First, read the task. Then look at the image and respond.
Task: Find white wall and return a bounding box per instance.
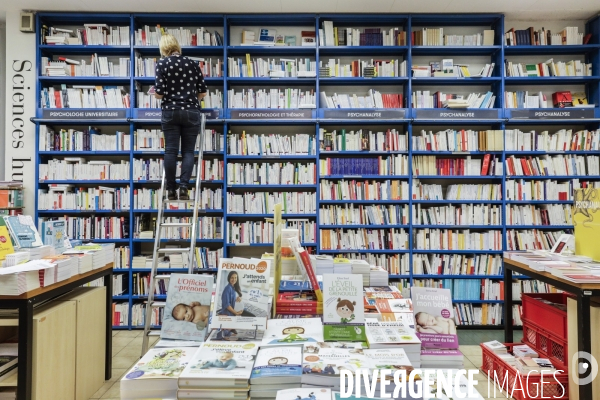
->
[4,11,36,212]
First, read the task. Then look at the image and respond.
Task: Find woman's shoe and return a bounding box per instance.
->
[178,187,189,200]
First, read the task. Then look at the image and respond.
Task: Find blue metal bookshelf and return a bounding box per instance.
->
[33,12,600,329]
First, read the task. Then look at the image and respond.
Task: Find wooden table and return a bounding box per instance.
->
[0,263,113,400]
[504,256,600,400]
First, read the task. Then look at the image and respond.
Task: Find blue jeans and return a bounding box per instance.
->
[161,109,201,191]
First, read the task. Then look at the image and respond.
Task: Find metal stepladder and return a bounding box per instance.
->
[141,113,207,356]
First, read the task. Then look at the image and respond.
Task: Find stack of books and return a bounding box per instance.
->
[351,259,371,286]
[250,346,303,400]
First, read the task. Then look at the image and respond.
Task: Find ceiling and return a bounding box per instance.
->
[0,0,598,23]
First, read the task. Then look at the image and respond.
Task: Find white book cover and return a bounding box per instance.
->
[411,287,458,349]
[251,346,302,381]
[363,348,413,372]
[364,318,421,347]
[301,344,369,377]
[161,274,213,341]
[178,341,259,384]
[261,318,324,346]
[210,258,271,331]
[276,388,331,400]
[322,274,366,341]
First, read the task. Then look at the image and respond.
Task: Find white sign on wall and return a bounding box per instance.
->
[4,11,36,213]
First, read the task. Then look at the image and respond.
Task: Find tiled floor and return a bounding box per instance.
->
[89,329,523,399]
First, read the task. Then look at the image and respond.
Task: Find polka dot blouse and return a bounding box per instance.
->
[154,54,208,110]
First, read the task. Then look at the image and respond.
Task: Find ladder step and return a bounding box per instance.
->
[161,223,192,227]
[151,301,166,307]
[146,331,161,336]
[158,248,191,253]
[154,275,171,280]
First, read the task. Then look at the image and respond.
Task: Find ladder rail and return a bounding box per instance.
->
[141,112,207,357]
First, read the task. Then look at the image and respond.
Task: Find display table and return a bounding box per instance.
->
[0,263,113,400]
[503,257,600,400]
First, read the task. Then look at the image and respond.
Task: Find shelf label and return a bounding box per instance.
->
[510,109,596,119]
[230,110,312,119]
[416,109,499,119]
[322,109,405,119]
[42,109,127,119]
[136,109,220,120]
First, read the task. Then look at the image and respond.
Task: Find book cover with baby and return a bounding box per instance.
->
[178,341,259,383]
[322,274,366,342]
[210,257,271,331]
[261,317,324,347]
[301,345,369,381]
[250,346,302,381]
[161,274,213,341]
[121,346,197,383]
[411,287,458,349]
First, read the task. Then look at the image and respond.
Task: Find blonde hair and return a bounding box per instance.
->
[159,34,182,57]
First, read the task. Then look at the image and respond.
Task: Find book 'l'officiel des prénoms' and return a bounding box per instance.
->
[210,258,271,331]
[411,287,458,349]
[161,274,213,341]
[322,274,366,342]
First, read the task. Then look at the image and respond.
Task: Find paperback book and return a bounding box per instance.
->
[210,258,271,331]
[250,346,302,384]
[2,216,43,248]
[261,317,324,346]
[40,219,67,254]
[0,226,14,262]
[364,318,421,351]
[322,274,366,341]
[411,287,458,349]
[161,274,213,341]
[276,388,331,400]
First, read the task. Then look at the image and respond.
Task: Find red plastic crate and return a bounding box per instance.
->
[521,293,572,339]
[481,343,569,400]
[522,317,569,371]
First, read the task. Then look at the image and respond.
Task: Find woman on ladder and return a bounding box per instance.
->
[153,34,208,200]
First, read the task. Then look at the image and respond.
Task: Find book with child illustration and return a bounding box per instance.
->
[209,258,271,331]
[411,287,458,349]
[275,388,331,400]
[300,344,369,388]
[322,274,366,342]
[178,341,260,388]
[206,327,264,343]
[261,317,324,347]
[250,346,303,384]
[161,274,213,341]
[120,347,198,399]
[364,318,421,351]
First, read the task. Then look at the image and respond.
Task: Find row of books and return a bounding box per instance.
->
[412,129,504,152]
[413,253,502,276]
[131,273,166,296]
[135,129,223,152]
[505,154,600,176]
[113,274,125,295]
[113,246,129,269]
[506,229,568,251]
[412,61,495,78]
[43,24,130,46]
[226,192,316,215]
[227,220,274,244]
[135,56,222,78]
[319,179,409,201]
[227,132,315,155]
[320,155,408,176]
[504,59,592,77]
[37,186,131,211]
[506,204,572,226]
[0,185,23,209]
[439,278,507,301]
[41,55,130,77]
[39,126,130,152]
[226,162,316,185]
[504,26,587,46]
[412,203,502,225]
[39,159,130,181]
[320,90,402,109]
[132,158,223,181]
[506,128,600,152]
[412,155,501,176]
[321,58,407,77]
[319,204,409,225]
[505,179,599,201]
[319,228,408,250]
[454,303,519,326]
[338,252,409,276]
[140,90,222,109]
[411,91,496,109]
[505,90,590,109]
[227,56,316,78]
[129,303,162,326]
[40,215,130,240]
[134,26,222,46]
[321,23,407,46]
[412,182,502,201]
[134,217,223,240]
[112,302,129,326]
[412,28,494,46]
[133,187,223,211]
[319,128,407,152]
[413,229,503,251]
[41,86,130,109]
[228,88,315,109]
[136,92,161,109]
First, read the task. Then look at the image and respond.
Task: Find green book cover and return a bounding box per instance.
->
[322,274,366,342]
[525,64,538,76]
